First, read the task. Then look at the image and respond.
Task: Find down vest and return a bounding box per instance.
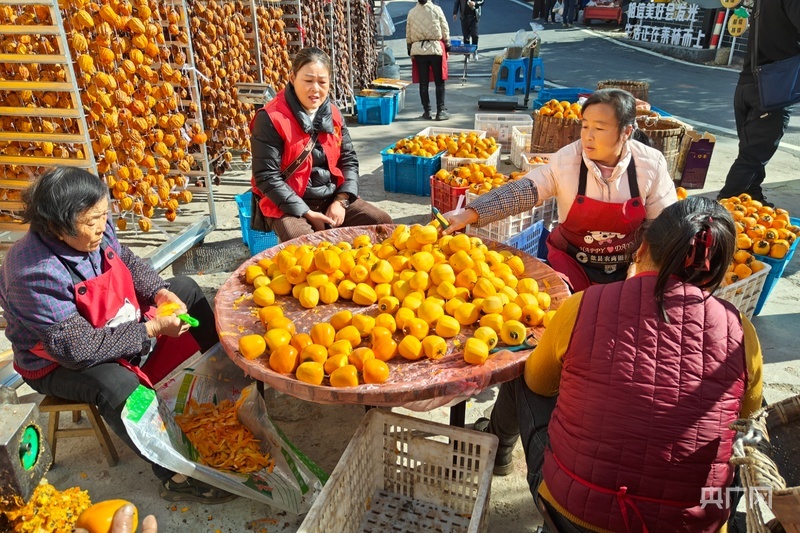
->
[543,274,746,532]
[406,2,450,56]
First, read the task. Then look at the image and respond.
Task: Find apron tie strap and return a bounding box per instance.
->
[117,358,155,389]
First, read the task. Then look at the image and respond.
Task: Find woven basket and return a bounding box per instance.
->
[636,116,686,181]
[730,394,800,533]
[597,79,650,102]
[531,113,582,154]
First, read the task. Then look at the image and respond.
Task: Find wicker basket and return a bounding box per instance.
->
[636,116,687,181]
[531,113,582,154]
[597,79,650,102]
[730,394,800,533]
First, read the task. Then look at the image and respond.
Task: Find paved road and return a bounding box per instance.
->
[389,0,800,153]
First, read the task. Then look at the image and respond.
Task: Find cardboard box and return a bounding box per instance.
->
[678,131,715,189]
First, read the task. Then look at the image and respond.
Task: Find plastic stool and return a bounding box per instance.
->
[494,58,527,95]
[39,395,119,467]
[528,57,545,91]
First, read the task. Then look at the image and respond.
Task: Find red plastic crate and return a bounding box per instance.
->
[430,177,468,213]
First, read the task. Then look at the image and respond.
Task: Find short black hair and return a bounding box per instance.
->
[22,166,108,239]
[582,88,653,146]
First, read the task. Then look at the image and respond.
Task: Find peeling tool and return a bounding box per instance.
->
[178,314,199,327]
[431,206,450,230]
[490,332,538,353]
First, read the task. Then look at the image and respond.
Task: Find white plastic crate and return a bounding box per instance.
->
[467,193,558,242]
[511,125,533,168]
[442,146,501,172]
[473,113,533,153]
[521,152,553,173]
[299,410,498,533]
[415,127,486,139]
[715,263,771,320]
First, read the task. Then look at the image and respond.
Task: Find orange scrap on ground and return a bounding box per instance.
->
[174,392,275,474]
[1,480,91,533]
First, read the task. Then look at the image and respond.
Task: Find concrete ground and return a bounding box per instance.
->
[4,21,799,533]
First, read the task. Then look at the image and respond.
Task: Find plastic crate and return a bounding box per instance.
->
[298,409,498,533]
[715,263,772,320]
[235,191,280,255]
[473,114,533,153]
[521,152,553,172]
[533,87,594,110]
[356,93,394,125]
[451,44,477,54]
[504,219,549,261]
[511,125,532,168]
[649,105,672,118]
[442,146,500,172]
[416,127,486,140]
[430,176,468,213]
[381,144,440,196]
[752,219,800,315]
[467,194,558,242]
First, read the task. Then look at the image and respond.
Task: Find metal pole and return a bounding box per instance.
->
[728,36,737,65]
[250,0,264,84]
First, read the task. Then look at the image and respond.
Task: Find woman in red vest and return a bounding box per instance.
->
[250,47,392,243]
[0,167,234,504]
[443,89,677,293]
[480,197,763,532]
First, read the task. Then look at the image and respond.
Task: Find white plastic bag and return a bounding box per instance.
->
[122,346,326,514]
[379,5,395,36]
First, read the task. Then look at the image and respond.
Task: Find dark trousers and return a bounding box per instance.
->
[490,376,745,532]
[531,0,546,19]
[460,15,479,46]
[415,54,446,113]
[720,81,791,201]
[562,0,579,23]
[25,276,217,483]
[266,198,392,243]
[545,0,558,21]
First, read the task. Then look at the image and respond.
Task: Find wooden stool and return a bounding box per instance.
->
[38,396,119,467]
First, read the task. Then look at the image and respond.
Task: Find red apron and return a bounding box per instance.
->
[411,41,449,82]
[31,242,199,388]
[546,157,646,292]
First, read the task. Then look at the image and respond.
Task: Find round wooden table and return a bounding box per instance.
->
[215,225,571,413]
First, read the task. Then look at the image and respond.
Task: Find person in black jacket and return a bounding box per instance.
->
[719,0,800,206]
[250,47,392,242]
[453,0,484,54]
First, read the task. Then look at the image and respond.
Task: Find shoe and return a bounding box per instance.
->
[474,418,514,476]
[420,111,433,120]
[160,477,239,504]
[472,52,481,61]
[435,110,450,121]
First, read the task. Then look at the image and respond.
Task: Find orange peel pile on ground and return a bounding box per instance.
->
[1,480,91,533]
[175,392,274,474]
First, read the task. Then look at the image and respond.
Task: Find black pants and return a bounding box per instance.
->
[415,54,445,113]
[531,0,546,19]
[25,276,217,483]
[460,15,479,46]
[720,81,791,201]
[562,0,579,23]
[545,0,558,21]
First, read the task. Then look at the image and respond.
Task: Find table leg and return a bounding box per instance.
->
[462,56,468,86]
[450,400,466,427]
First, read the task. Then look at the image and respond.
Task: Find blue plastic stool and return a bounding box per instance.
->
[495,58,527,95]
[528,57,545,91]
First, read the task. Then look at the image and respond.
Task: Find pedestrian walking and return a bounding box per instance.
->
[530,0,547,20]
[453,0,484,53]
[718,0,800,206]
[407,0,451,121]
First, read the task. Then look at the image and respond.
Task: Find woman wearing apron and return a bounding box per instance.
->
[0,167,234,503]
[443,88,678,292]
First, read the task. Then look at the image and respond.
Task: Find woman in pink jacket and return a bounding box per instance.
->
[444,89,677,292]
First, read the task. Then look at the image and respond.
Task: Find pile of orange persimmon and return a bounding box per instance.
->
[237,224,555,388]
[720,194,799,285]
[432,164,526,195]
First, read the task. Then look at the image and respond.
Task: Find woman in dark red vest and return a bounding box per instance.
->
[479,197,764,532]
[0,167,234,504]
[250,47,392,243]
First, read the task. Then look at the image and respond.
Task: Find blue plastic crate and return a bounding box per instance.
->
[235,191,280,256]
[504,220,549,261]
[753,217,800,315]
[381,144,440,197]
[451,44,477,54]
[356,93,395,125]
[533,87,594,110]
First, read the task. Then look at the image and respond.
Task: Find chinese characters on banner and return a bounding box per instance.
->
[625,2,707,48]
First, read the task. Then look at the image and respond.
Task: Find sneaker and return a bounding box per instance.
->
[435,110,450,121]
[474,418,514,476]
[160,477,238,504]
[420,111,433,120]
